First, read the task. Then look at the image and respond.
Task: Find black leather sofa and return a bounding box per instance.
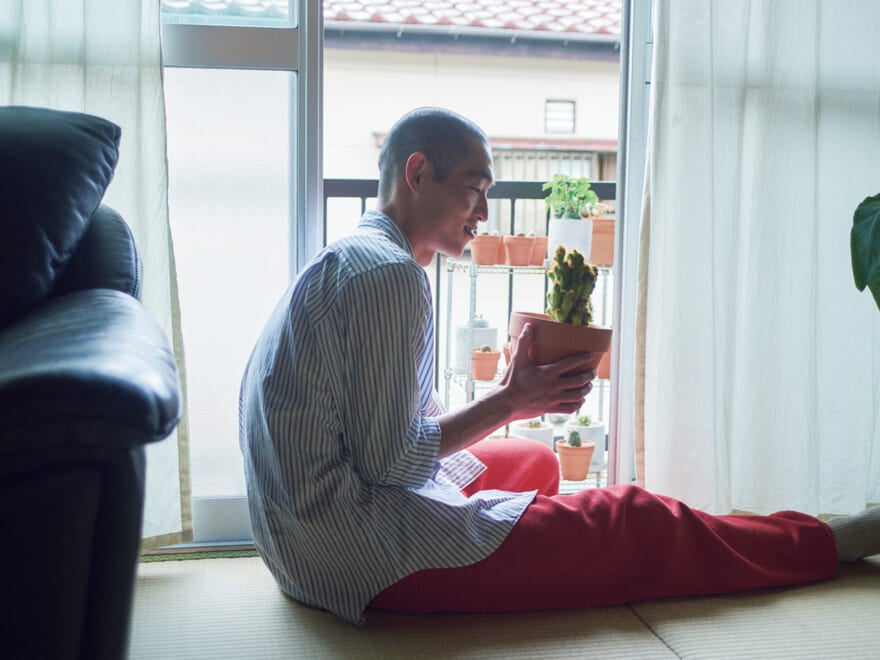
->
[0,106,182,659]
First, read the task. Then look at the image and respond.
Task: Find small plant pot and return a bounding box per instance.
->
[455,323,498,373]
[556,438,596,481]
[495,239,506,264]
[565,420,606,472]
[530,236,548,266]
[590,216,614,267]
[503,235,535,266]
[508,311,611,372]
[471,349,501,381]
[511,420,555,450]
[469,234,502,265]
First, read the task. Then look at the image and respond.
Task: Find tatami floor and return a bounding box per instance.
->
[130,553,880,659]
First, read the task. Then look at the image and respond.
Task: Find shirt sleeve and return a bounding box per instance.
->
[337,262,441,487]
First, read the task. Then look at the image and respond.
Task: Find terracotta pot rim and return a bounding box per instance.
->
[509,311,611,370]
[556,438,596,449]
[511,311,610,332]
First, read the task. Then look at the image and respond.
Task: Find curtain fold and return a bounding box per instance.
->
[638,0,880,515]
[1,0,192,547]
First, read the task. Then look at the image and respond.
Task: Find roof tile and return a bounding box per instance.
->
[161,1,622,38]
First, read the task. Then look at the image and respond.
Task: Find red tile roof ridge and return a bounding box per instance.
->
[325,1,622,38]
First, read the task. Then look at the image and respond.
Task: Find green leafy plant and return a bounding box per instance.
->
[574,414,593,426]
[525,419,543,428]
[851,192,880,311]
[546,245,598,326]
[542,174,599,219]
[567,429,582,447]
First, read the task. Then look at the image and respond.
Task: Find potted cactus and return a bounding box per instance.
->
[556,429,596,481]
[455,314,497,374]
[469,231,502,265]
[508,245,611,371]
[565,414,606,472]
[502,232,535,266]
[471,344,501,381]
[528,230,549,266]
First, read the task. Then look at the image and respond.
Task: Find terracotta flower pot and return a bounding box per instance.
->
[530,235,548,266]
[469,234,502,265]
[556,438,595,481]
[471,349,501,381]
[590,216,614,267]
[495,239,506,265]
[565,420,606,472]
[503,235,535,266]
[508,311,611,372]
[597,348,611,380]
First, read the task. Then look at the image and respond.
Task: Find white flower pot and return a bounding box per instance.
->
[510,421,555,450]
[565,421,606,471]
[547,217,593,263]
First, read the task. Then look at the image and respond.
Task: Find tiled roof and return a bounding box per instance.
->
[160,2,622,39]
[325,1,621,38]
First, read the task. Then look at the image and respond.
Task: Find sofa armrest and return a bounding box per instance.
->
[0,289,181,451]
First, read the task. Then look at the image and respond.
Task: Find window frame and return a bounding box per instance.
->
[160,0,654,546]
[160,3,323,545]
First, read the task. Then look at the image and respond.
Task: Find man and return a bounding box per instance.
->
[240,107,880,625]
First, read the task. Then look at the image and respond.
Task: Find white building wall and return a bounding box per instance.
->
[323,48,620,180]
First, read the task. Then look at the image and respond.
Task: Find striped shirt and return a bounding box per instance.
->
[239,211,534,624]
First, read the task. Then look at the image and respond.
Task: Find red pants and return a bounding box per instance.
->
[370,437,838,613]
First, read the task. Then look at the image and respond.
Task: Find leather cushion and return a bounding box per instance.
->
[0,106,121,328]
[0,289,182,446]
[52,205,141,299]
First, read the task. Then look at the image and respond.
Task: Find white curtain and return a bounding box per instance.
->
[640,0,880,516]
[0,0,192,547]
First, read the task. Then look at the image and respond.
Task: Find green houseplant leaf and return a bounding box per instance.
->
[542,174,599,219]
[851,193,880,311]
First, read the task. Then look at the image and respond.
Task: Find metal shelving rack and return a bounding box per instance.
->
[442,257,612,415]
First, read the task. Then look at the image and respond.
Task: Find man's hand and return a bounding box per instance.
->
[498,322,596,419]
[436,322,596,458]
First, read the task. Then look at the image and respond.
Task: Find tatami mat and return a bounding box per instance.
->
[130,555,880,659]
[629,558,880,660]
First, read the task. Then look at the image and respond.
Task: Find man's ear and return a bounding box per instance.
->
[403,152,429,193]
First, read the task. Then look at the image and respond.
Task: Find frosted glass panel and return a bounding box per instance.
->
[164,68,294,496]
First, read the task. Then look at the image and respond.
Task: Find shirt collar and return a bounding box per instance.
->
[358,210,414,259]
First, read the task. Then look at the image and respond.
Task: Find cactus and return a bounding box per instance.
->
[546,245,598,326]
[567,429,582,447]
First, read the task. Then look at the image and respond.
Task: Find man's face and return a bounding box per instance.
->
[417,139,494,262]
